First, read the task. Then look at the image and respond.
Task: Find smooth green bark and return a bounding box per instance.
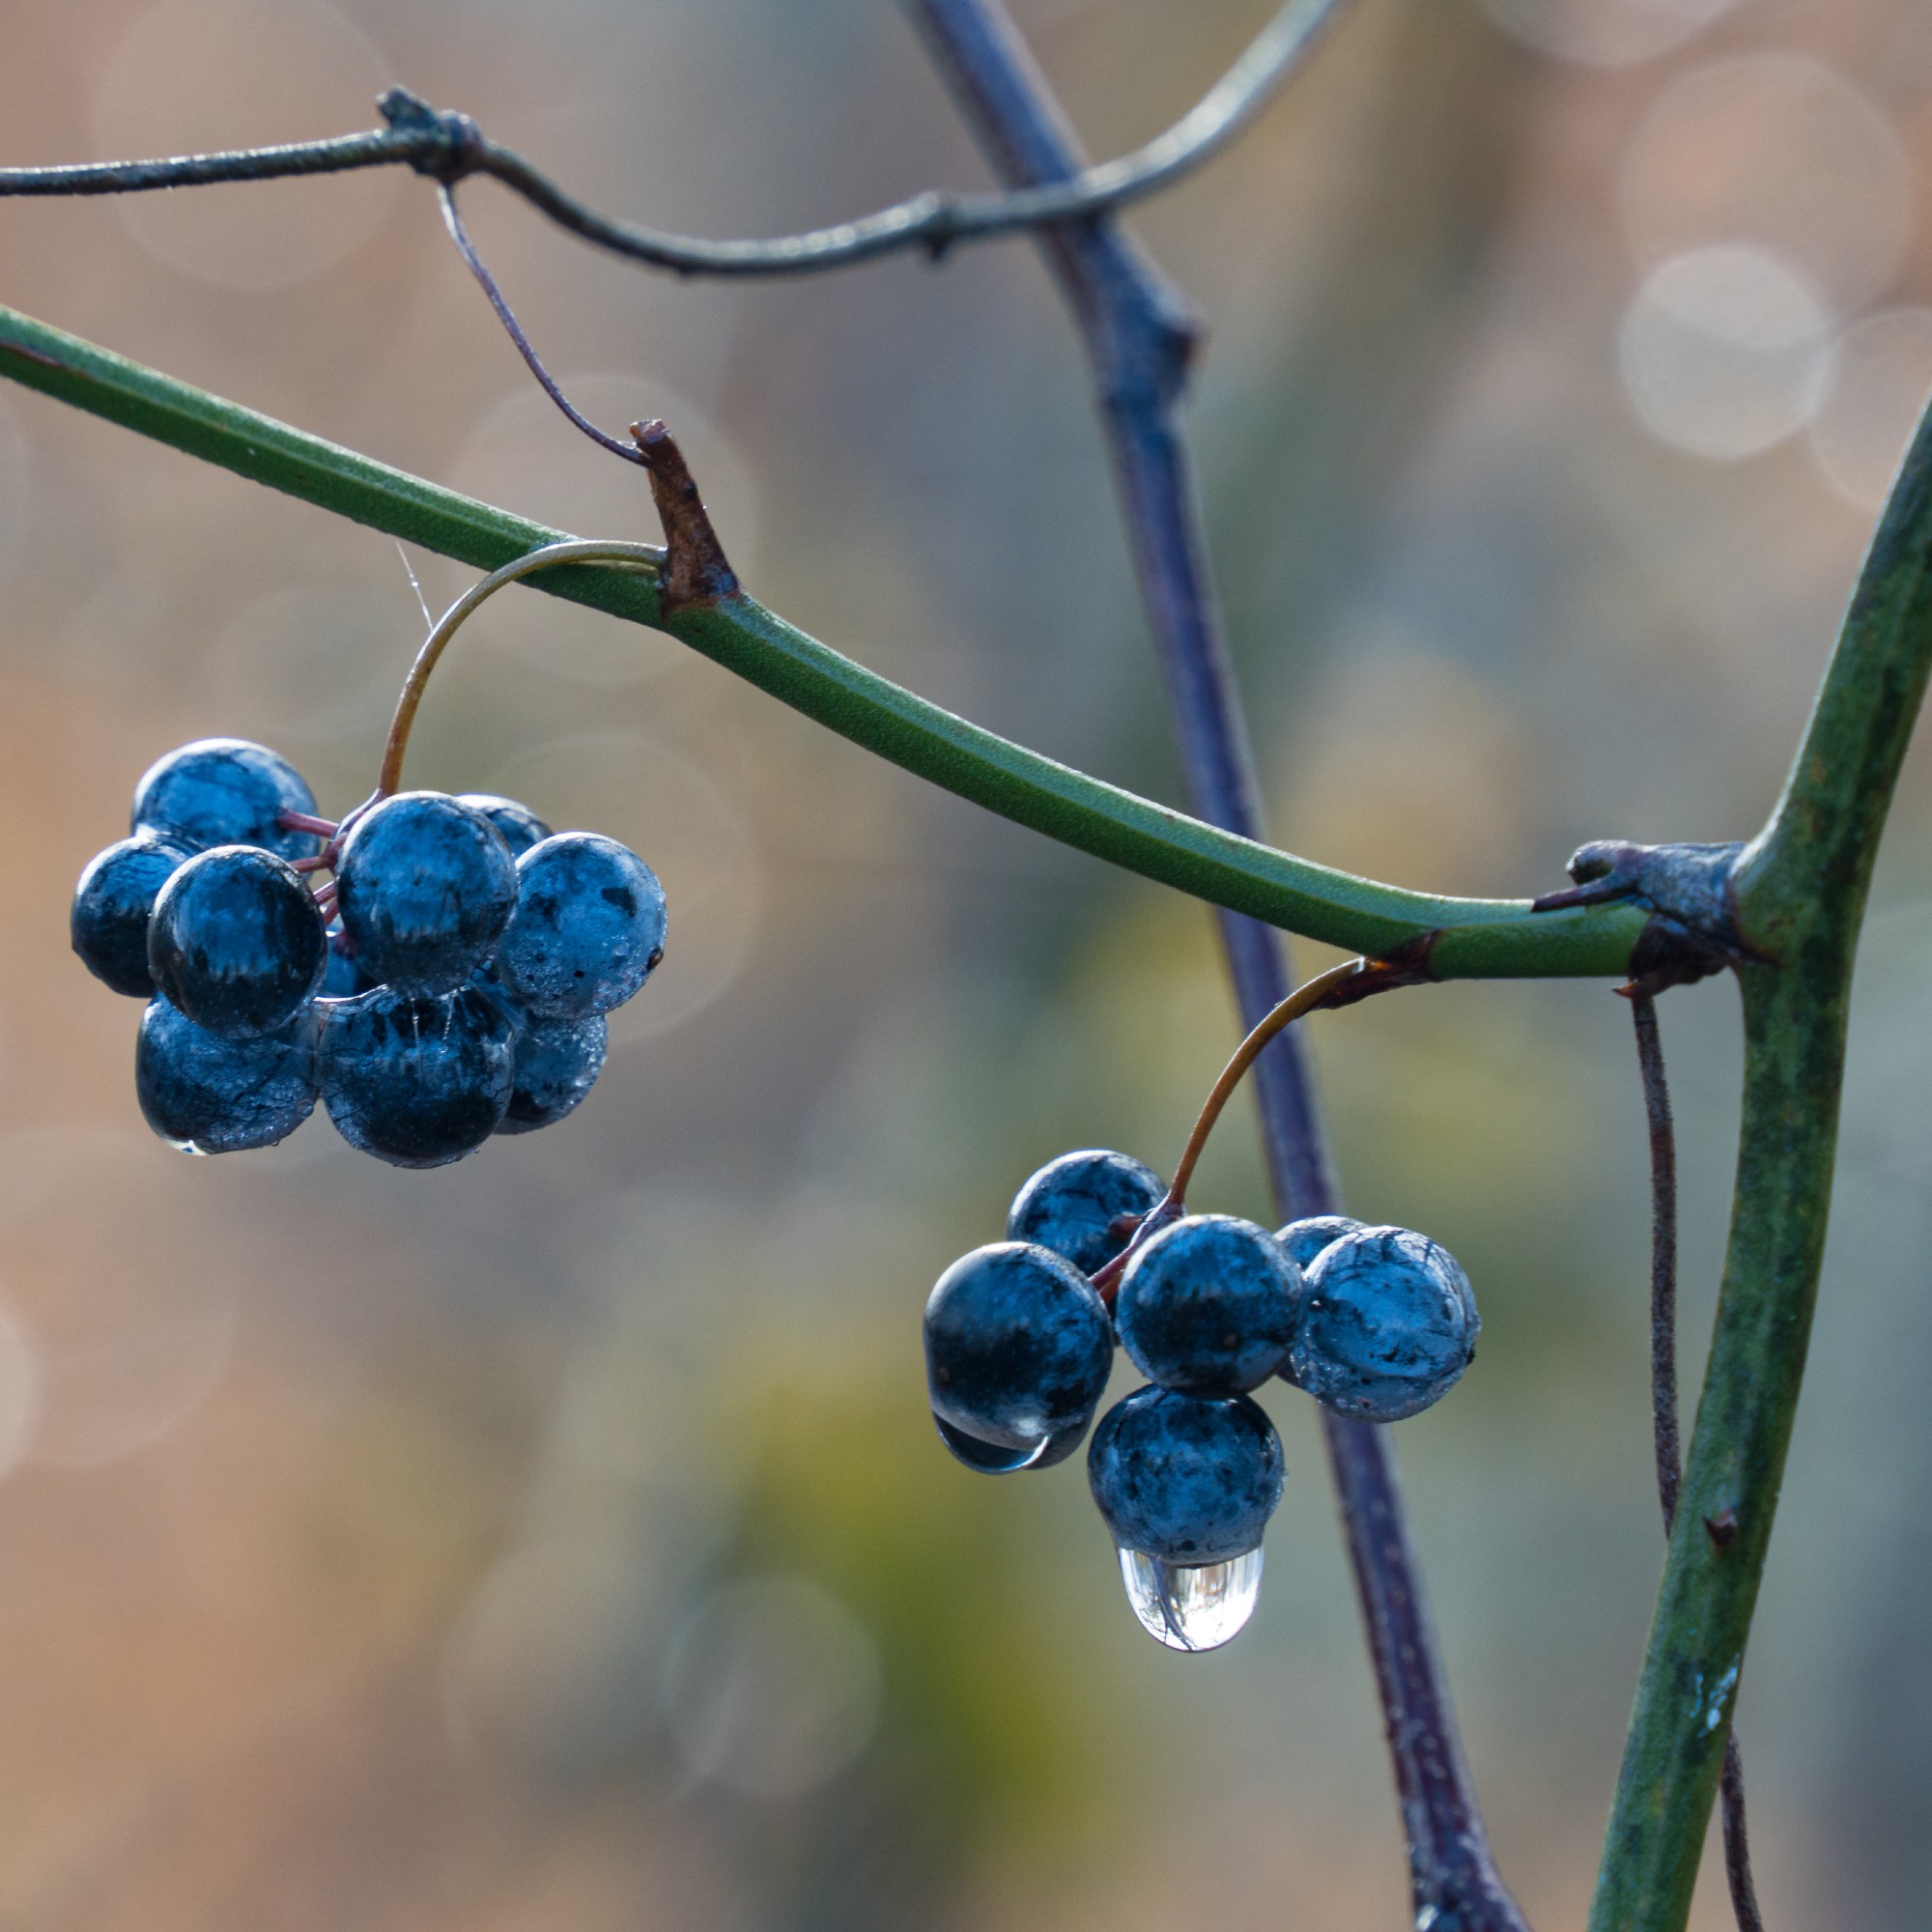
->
[0,300,1638,979]
[1589,402,1932,1927]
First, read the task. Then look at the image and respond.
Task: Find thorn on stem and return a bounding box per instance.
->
[632,419,739,615]
[1705,1506,1740,1548]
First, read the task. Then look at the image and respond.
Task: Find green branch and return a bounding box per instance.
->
[0,301,1638,978]
[1589,403,1932,1928]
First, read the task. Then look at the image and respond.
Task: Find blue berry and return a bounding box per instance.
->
[1087,1385,1285,1564]
[1115,1214,1301,1393]
[135,996,318,1152]
[1006,1148,1166,1276]
[496,832,667,1019]
[71,833,193,996]
[496,1009,607,1134]
[1292,1226,1479,1422]
[455,793,553,859]
[334,791,519,996]
[1274,1214,1364,1270]
[316,983,518,1168]
[924,1241,1113,1454]
[148,845,327,1038]
[131,737,319,861]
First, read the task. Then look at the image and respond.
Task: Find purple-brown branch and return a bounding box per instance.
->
[903,2,1528,1922]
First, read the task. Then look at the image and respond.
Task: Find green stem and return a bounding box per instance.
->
[1589,403,1932,1926]
[0,299,1638,979]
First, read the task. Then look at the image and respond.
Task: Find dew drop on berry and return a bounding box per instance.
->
[1117,1546,1264,1652]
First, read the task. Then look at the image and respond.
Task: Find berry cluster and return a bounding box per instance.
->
[923,1150,1478,1651]
[72,737,667,1167]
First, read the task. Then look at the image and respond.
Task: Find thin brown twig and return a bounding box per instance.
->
[0,1,1346,278]
[438,186,648,467]
[1629,992,1765,1932]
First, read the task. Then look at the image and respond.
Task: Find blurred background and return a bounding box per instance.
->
[1,0,1929,1924]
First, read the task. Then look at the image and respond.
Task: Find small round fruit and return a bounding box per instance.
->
[148,844,327,1038]
[1006,1148,1166,1276]
[924,1241,1113,1453]
[495,832,667,1018]
[1087,1386,1285,1565]
[71,832,194,996]
[316,983,518,1168]
[334,791,519,995]
[1292,1225,1479,1423]
[496,1009,607,1134]
[135,996,317,1152]
[1275,1214,1364,1270]
[455,793,553,859]
[1115,1213,1301,1394]
[131,737,319,860]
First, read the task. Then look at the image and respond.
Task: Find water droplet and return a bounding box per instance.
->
[932,1410,1089,1474]
[932,1413,1049,1473]
[1118,1545,1264,1651]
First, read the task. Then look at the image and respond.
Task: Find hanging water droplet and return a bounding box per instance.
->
[1118,1545,1264,1651]
[932,1412,1050,1473]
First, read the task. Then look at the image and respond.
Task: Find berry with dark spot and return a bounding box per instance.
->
[316,982,518,1168]
[135,995,318,1152]
[131,737,319,861]
[924,1241,1113,1456]
[148,844,327,1038]
[1115,1213,1301,1393]
[1088,1385,1285,1564]
[1007,1148,1166,1276]
[495,832,667,1019]
[71,832,194,996]
[334,791,519,995]
[1292,1225,1479,1422]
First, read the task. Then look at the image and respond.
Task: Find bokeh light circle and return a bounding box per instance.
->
[1618,54,1911,317]
[1483,0,1739,69]
[1810,311,1932,512]
[90,0,397,290]
[1618,244,1833,461]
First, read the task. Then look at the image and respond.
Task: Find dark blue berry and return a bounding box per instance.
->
[1274,1214,1364,1270]
[334,791,519,996]
[316,983,518,1168]
[135,996,318,1152]
[496,832,668,1019]
[924,1241,1113,1454]
[130,737,319,861]
[1115,1214,1301,1393]
[1292,1226,1479,1422]
[456,793,553,859]
[1006,1148,1166,1276]
[496,1009,607,1134]
[148,845,327,1038]
[71,833,193,996]
[1087,1385,1285,1564]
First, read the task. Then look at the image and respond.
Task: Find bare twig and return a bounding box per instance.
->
[903,3,1527,1924]
[1629,993,1765,1932]
[0,1,1345,278]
